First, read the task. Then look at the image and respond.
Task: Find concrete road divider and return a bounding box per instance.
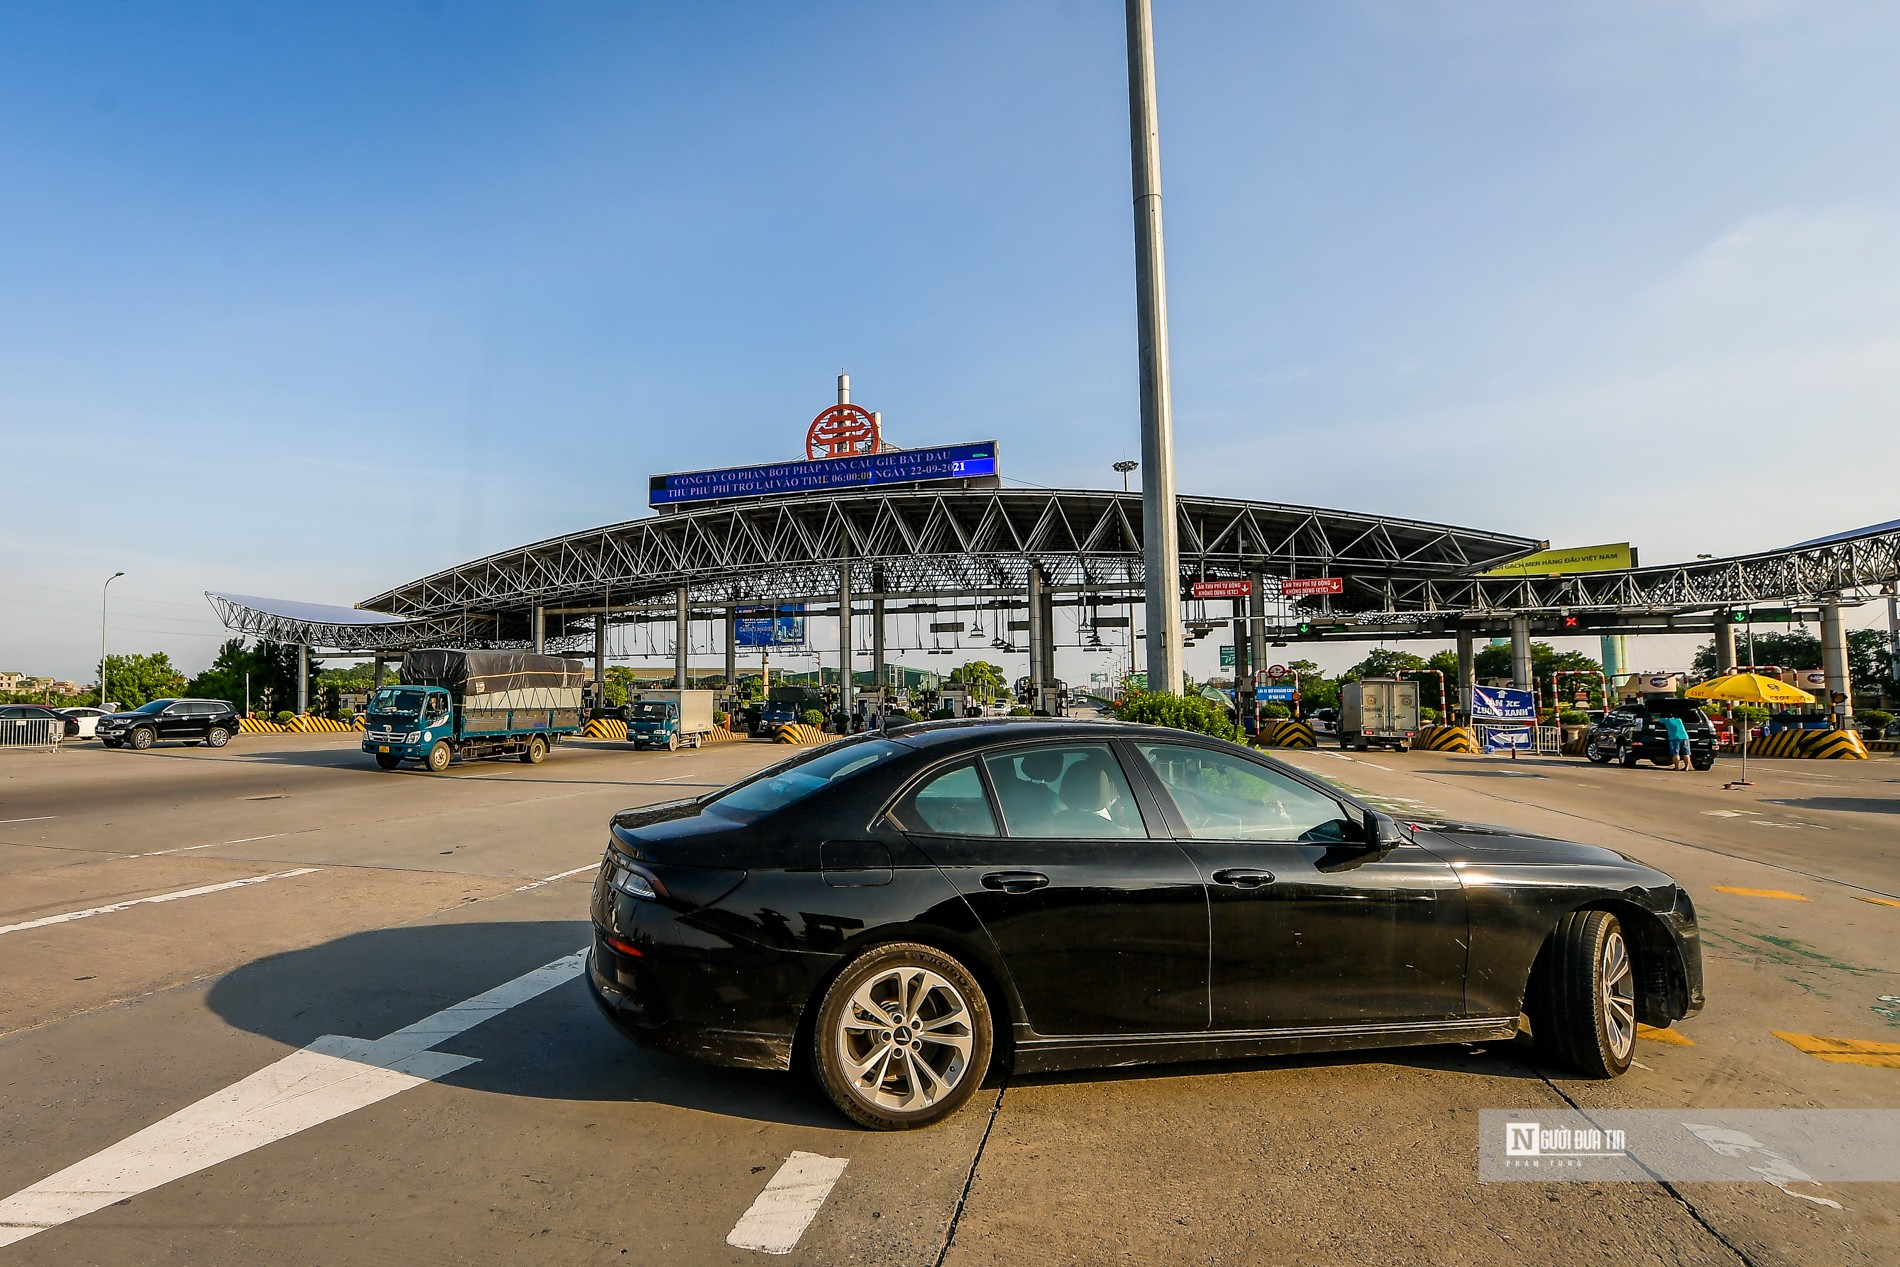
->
[1745,729,1869,760]
[1418,725,1478,753]
[581,718,629,741]
[774,723,834,745]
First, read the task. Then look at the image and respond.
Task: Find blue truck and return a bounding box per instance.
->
[363,648,586,773]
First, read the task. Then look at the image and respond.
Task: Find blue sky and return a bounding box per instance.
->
[5,1,1897,682]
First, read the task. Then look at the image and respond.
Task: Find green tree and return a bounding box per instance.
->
[1691,629,1893,703]
[949,660,1007,702]
[1342,648,1427,681]
[102,652,189,708]
[1279,658,1336,711]
[185,638,318,715]
[1110,689,1241,741]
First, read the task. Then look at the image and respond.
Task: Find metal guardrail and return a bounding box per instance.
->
[0,717,62,751]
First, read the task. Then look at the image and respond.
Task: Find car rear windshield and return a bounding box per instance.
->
[703,738,905,824]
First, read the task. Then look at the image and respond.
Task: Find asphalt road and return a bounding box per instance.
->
[1,731,1895,1266]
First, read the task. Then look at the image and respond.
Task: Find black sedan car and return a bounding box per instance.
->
[96,698,241,750]
[1584,700,1718,770]
[588,719,1704,1130]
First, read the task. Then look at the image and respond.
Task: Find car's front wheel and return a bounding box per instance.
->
[1585,738,1612,764]
[425,740,452,773]
[374,753,402,770]
[1527,910,1638,1078]
[812,942,993,1131]
[129,727,155,751]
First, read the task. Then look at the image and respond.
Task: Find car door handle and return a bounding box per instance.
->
[981,870,1049,894]
[1211,868,1276,889]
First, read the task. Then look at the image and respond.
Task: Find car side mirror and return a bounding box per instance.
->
[1365,810,1407,850]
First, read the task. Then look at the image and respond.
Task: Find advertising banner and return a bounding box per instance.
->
[1279,577,1344,598]
[1481,543,1634,578]
[649,442,999,507]
[1472,686,1537,722]
[734,604,806,648]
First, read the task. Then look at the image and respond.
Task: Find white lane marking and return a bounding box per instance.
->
[0,949,585,1249]
[726,1151,850,1255]
[0,817,56,825]
[1349,759,1393,771]
[139,834,281,857]
[515,864,597,893]
[0,869,319,938]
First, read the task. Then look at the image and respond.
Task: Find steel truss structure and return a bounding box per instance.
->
[351,488,1537,639]
[1355,522,1900,621]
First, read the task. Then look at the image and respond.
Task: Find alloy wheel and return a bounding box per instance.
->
[1600,927,1637,1061]
[834,966,975,1114]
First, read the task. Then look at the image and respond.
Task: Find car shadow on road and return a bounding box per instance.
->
[203,919,846,1130]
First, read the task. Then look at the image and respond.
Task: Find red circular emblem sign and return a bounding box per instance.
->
[806,403,880,460]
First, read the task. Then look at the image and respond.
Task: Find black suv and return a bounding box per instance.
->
[1584,700,1716,770]
[98,698,241,751]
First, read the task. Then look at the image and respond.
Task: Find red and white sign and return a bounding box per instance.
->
[1190,579,1253,600]
[1268,664,1289,679]
[1280,576,1343,598]
[805,403,880,460]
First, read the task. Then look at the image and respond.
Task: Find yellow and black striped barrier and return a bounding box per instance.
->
[581,717,629,741]
[1562,730,1590,756]
[1254,720,1316,749]
[287,716,358,733]
[774,723,835,746]
[238,718,285,734]
[1741,729,1870,760]
[1748,730,1807,759]
[1417,725,1477,753]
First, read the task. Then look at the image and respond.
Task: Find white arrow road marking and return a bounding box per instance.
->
[0,868,319,938]
[726,1151,850,1255]
[0,949,586,1248]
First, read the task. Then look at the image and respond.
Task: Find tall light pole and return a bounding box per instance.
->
[1113,459,1138,493]
[99,571,124,708]
[1126,0,1184,695]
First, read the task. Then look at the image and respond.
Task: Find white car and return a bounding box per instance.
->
[56,707,110,739]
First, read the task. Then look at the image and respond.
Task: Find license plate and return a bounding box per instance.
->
[377,745,390,753]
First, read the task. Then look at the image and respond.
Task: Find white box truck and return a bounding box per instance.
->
[1338,678,1419,752]
[628,689,719,750]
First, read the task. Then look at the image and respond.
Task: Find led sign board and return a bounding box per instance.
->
[649,442,1000,508]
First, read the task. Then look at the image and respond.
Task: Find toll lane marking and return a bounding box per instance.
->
[515,864,597,892]
[1855,896,1900,909]
[0,949,585,1249]
[1772,1031,1900,1069]
[0,817,56,825]
[1712,885,1810,902]
[726,1152,850,1255]
[1637,1025,1695,1047]
[0,868,320,937]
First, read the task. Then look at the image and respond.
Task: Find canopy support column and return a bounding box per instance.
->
[1510,615,1532,691]
[1456,628,1475,723]
[1821,602,1852,725]
[1715,621,1737,675]
[674,589,689,690]
[838,564,854,719]
[725,604,738,696]
[297,645,309,715]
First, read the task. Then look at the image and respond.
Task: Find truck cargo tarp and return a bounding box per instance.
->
[400,649,587,693]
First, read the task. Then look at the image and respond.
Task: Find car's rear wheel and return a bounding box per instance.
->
[1527,910,1637,1078]
[374,753,402,770]
[521,734,547,765]
[205,726,230,748]
[1619,748,1640,767]
[1692,754,1714,771]
[425,740,452,773]
[812,942,992,1131]
[129,727,155,751]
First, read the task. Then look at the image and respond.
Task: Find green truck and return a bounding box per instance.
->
[363,649,586,772]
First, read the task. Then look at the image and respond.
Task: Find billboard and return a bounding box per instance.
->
[1481,543,1634,578]
[1472,686,1537,722]
[650,442,999,508]
[733,604,806,648]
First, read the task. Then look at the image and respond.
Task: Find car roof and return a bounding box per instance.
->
[882,716,1224,753]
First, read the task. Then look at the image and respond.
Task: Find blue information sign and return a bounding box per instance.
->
[1261,685,1298,702]
[1483,727,1534,753]
[734,604,806,648]
[650,442,1000,508]
[1471,686,1537,722]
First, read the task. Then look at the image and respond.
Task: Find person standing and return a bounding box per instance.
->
[1662,712,1691,771]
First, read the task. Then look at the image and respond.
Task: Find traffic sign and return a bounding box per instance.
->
[1190,579,1253,599]
[1219,645,1235,667]
[1280,577,1343,598]
[1261,685,1298,702]
[1268,664,1288,679]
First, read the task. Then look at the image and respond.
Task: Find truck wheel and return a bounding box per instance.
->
[521,735,548,765]
[666,734,679,752]
[374,753,402,770]
[425,741,452,773]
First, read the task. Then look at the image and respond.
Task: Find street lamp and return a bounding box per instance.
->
[1113,459,1138,493]
[99,571,124,709]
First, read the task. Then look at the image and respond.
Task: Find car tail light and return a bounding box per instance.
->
[604,934,643,958]
[606,859,665,901]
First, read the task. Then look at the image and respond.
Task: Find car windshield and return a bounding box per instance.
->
[703,738,904,823]
[369,687,426,714]
[633,702,670,718]
[131,699,175,715]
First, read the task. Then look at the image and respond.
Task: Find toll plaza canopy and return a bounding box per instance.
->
[207,490,1900,654]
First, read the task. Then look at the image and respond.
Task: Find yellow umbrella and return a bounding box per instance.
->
[1684,673,1817,785]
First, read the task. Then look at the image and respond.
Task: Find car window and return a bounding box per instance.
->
[901,762,998,837]
[703,737,905,824]
[980,743,1143,839]
[1134,742,1354,842]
